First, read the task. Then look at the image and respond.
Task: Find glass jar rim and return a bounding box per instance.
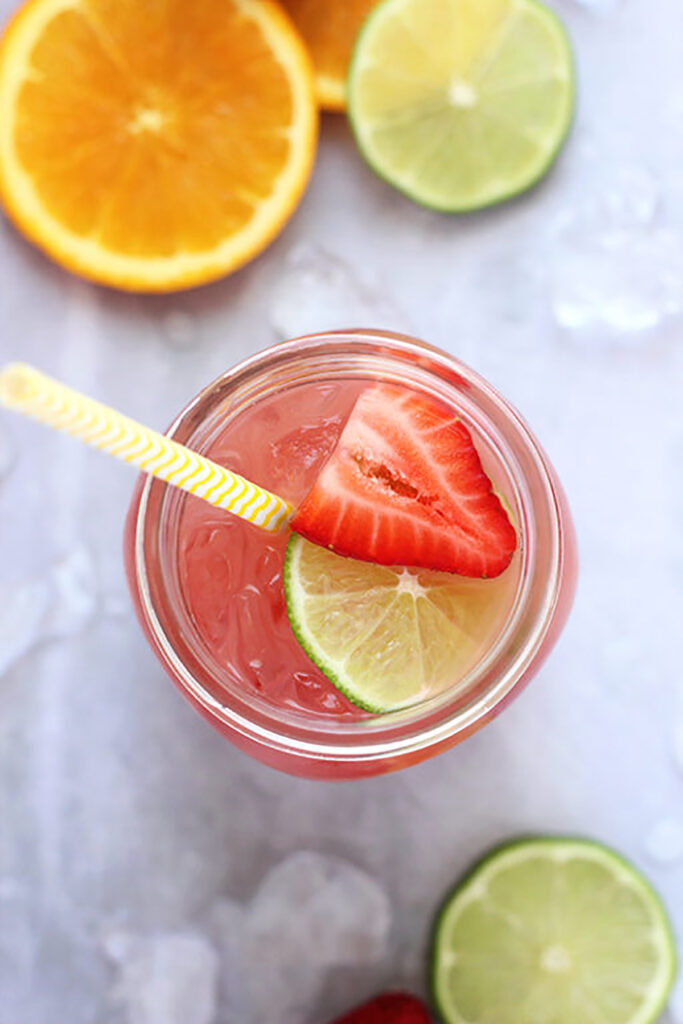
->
[132,330,569,765]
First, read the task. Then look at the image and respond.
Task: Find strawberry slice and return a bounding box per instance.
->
[292,385,517,578]
[330,992,432,1023]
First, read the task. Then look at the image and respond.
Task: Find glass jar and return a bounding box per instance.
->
[124,331,577,779]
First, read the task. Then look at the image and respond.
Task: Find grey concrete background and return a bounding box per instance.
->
[0,0,682,1020]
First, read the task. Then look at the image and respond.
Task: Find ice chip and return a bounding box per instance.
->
[107,930,219,1024]
[603,165,659,230]
[206,898,248,965]
[102,592,132,619]
[671,977,683,1024]
[242,852,391,1023]
[645,818,683,865]
[101,927,136,964]
[206,901,254,1024]
[0,545,98,678]
[269,244,406,338]
[550,171,683,341]
[48,546,98,634]
[86,549,131,621]
[0,421,15,481]
[161,310,199,349]
[674,719,683,776]
[0,883,37,1005]
[0,575,51,677]
[566,0,622,13]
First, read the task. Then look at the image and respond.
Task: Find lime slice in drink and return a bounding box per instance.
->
[431,838,677,1024]
[283,533,512,713]
[347,0,575,211]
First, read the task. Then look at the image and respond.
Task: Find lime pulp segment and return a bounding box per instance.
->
[348,0,575,211]
[431,838,677,1024]
[283,533,516,713]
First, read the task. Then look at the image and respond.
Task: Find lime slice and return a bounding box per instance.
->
[283,533,515,713]
[432,838,677,1024]
[347,0,575,211]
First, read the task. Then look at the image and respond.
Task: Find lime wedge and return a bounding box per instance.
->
[432,838,677,1024]
[283,533,515,713]
[347,0,575,211]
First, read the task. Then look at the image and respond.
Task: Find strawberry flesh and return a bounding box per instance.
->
[292,384,517,577]
[330,992,432,1023]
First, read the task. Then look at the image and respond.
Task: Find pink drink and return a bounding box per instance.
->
[177,380,520,721]
[125,332,577,778]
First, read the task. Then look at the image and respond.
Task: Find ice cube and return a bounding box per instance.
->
[248,851,391,966]
[0,545,98,678]
[270,417,343,474]
[242,852,391,1023]
[269,415,344,494]
[105,930,220,1024]
[269,244,407,338]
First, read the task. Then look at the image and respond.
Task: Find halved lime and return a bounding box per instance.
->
[432,838,677,1024]
[348,0,575,211]
[283,533,516,713]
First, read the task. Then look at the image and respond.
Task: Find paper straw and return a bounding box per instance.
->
[0,363,293,532]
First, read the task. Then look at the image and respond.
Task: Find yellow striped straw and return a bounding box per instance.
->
[0,363,293,532]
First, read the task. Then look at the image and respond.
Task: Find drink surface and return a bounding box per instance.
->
[178,378,521,720]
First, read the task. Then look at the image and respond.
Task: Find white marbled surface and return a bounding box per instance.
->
[0,0,682,1020]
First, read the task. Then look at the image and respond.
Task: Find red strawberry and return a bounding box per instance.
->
[330,992,432,1023]
[292,385,517,578]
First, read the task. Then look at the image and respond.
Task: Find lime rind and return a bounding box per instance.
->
[284,534,384,713]
[347,0,576,213]
[285,536,347,706]
[430,837,678,1024]
[284,534,414,713]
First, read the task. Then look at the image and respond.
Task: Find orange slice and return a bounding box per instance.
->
[280,0,379,110]
[0,0,317,292]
